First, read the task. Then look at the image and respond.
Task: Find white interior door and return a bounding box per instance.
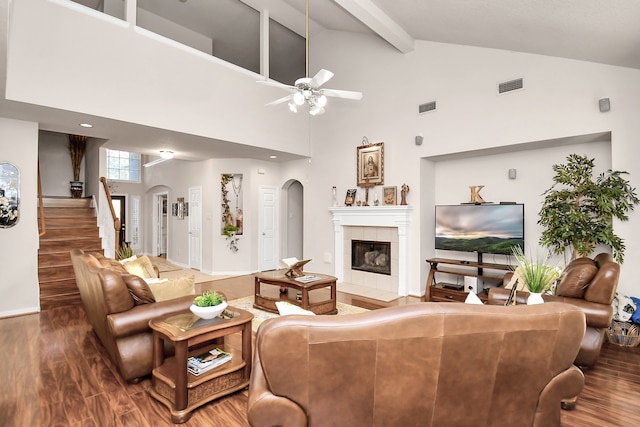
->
[189,186,202,270]
[259,186,278,271]
[153,192,168,256]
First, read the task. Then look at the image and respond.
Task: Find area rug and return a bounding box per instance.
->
[227,296,369,333]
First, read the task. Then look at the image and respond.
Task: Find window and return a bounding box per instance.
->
[107,149,140,182]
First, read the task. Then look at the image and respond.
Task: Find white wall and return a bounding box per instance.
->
[0,118,40,316]
[7,0,309,157]
[38,131,84,197]
[307,31,640,296]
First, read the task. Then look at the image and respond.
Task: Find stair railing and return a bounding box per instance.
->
[99,177,121,259]
[37,162,46,237]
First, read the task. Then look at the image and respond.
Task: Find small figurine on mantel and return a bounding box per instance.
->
[400,183,410,205]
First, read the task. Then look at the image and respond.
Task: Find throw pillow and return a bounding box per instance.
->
[556,262,598,298]
[99,258,128,274]
[119,254,137,264]
[122,255,156,279]
[464,292,483,305]
[504,267,527,291]
[148,275,196,302]
[121,274,156,305]
[275,301,315,316]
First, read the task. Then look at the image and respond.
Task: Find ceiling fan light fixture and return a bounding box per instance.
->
[309,104,324,116]
[293,92,305,106]
[317,94,328,107]
[288,102,298,113]
[160,150,174,159]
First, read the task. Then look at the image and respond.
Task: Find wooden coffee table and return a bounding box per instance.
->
[254,270,337,315]
[149,308,253,423]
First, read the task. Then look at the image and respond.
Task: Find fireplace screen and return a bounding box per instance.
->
[351,240,391,275]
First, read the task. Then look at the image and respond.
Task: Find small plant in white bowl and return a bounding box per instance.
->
[190,290,228,319]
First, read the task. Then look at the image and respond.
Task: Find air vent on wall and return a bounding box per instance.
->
[418,101,437,114]
[498,78,523,94]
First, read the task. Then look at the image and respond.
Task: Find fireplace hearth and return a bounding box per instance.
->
[351,240,391,275]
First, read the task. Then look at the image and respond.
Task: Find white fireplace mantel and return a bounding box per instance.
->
[329,206,413,296]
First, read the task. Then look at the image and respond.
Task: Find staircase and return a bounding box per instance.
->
[38,197,103,310]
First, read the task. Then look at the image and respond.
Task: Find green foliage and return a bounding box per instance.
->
[193,290,225,307]
[117,242,133,260]
[511,246,560,293]
[221,174,233,229]
[538,154,639,263]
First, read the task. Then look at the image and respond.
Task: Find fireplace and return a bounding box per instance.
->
[329,206,412,296]
[351,240,391,275]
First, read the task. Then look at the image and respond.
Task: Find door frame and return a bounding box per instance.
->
[188,186,203,271]
[152,191,169,257]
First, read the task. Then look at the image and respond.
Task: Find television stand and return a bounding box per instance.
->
[424,258,513,303]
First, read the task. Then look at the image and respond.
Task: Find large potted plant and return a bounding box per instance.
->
[69,134,87,198]
[538,154,639,263]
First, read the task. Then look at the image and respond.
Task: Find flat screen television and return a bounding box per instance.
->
[435,204,524,257]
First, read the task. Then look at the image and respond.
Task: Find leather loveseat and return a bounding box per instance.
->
[489,253,619,368]
[70,249,194,382]
[247,302,585,427]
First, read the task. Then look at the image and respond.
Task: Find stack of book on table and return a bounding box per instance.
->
[187,348,232,376]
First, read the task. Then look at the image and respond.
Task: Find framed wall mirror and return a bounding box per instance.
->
[0,162,19,228]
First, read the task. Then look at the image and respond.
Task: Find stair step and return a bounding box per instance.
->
[43,217,98,228]
[41,228,99,239]
[39,239,102,253]
[40,197,92,208]
[42,207,95,217]
[38,264,75,282]
[39,278,78,297]
[40,293,82,311]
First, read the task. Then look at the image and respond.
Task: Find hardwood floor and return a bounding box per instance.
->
[1,276,638,426]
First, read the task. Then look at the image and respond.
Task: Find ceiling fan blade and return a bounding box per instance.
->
[257,79,297,93]
[322,88,363,100]
[265,94,293,107]
[308,69,334,88]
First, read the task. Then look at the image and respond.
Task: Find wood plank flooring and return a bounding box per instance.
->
[1,275,639,426]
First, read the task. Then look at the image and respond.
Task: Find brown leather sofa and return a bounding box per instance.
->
[247,302,585,427]
[70,249,194,382]
[489,253,619,368]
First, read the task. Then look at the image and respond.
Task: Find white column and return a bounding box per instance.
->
[332,216,345,282]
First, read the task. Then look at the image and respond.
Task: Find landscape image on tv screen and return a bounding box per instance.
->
[435,204,524,255]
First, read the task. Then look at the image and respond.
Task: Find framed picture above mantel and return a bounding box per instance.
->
[357,142,384,186]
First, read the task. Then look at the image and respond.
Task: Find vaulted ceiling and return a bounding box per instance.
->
[5,0,640,161]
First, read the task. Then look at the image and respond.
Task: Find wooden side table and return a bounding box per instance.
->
[149,308,253,424]
[254,270,337,315]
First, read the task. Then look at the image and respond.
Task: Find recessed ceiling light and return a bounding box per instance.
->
[270,155,277,159]
[160,150,174,159]
[79,123,93,128]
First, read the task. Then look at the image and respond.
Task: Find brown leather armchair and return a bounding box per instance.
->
[248,302,585,427]
[489,253,619,368]
[70,249,194,382]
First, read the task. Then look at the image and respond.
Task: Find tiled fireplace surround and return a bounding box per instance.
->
[329,206,412,296]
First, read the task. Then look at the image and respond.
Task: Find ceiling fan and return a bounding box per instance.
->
[257,0,363,116]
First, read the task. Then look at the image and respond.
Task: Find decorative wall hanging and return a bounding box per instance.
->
[0,162,19,228]
[357,141,384,186]
[176,197,185,220]
[345,189,356,206]
[221,173,243,252]
[383,186,397,206]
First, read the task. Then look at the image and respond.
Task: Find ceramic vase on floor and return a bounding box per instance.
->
[527,292,545,305]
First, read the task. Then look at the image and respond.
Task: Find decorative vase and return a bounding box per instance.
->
[70,181,83,198]
[527,292,545,305]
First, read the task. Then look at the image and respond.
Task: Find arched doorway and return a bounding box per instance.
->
[283,180,303,260]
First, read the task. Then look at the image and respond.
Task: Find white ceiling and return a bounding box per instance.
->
[5,0,640,161]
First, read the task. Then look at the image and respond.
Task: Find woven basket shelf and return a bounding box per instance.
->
[606,320,640,348]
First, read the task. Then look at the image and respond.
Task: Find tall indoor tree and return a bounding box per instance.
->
[538,154,639,263]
